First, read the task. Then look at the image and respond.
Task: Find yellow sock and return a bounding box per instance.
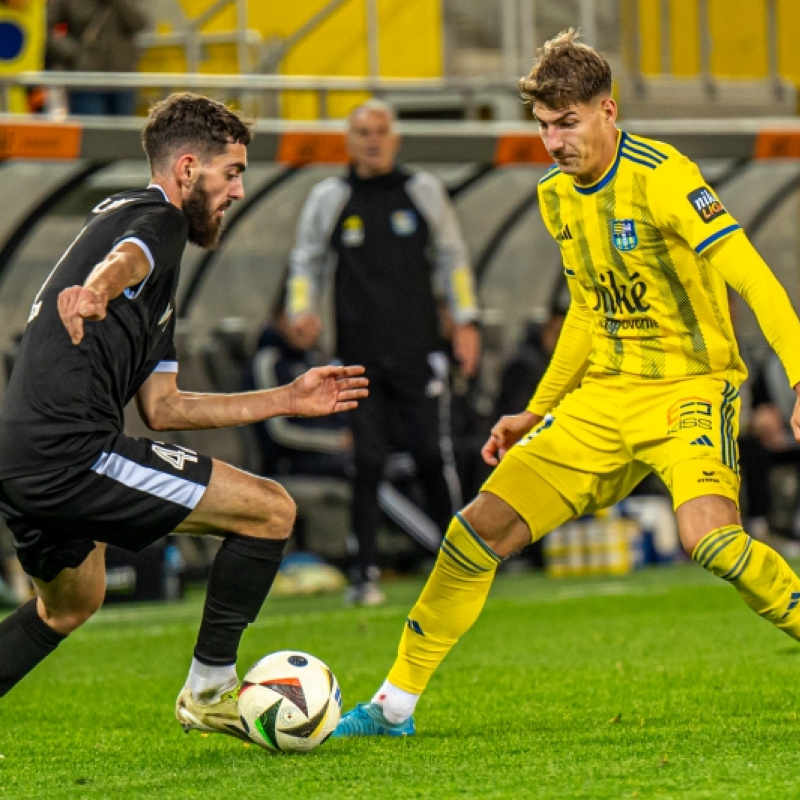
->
[387,513,502,694]
[692,525,800,640]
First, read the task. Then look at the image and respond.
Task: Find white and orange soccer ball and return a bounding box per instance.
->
[237,650,342,753]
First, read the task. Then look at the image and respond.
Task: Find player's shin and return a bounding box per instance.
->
[692,524,800,640]
[383,513,502,712]
[0,599,66,696]
[191,534,286,683]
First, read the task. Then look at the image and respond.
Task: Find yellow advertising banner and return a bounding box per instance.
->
[0,0,46,112]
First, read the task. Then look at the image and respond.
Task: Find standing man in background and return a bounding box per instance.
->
[287,99,480,606]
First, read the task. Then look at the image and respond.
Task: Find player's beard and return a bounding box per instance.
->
[183,176,225,250]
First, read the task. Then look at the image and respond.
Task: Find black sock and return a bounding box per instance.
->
[194,534,286,666]
[0,599,66,697]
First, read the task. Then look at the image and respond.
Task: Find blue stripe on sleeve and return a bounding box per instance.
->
[695,224,741,254]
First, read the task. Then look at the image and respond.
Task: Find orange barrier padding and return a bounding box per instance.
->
[494,133,551,165]
[754,131,800,160]
[277,132,349,165]
[0,121,82,160]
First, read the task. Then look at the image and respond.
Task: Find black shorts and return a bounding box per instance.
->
[0,433,213,583]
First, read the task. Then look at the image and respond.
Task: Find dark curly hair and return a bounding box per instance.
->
[142,93,254,172]
[518,29,612,110]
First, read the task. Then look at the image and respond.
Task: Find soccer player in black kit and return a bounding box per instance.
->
[0,93,368,741]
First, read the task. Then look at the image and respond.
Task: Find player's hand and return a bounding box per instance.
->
[481,410,542,466]
[57,285,109,345]
[453,322,481,378]
[288,364,368,416]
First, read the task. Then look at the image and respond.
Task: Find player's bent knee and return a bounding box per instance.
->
[675,494,740,554]
[39,593,104,635]
[461,493,532,557]
[253,479,296,540]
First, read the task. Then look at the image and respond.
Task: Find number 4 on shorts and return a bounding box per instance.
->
[152,443,199,471]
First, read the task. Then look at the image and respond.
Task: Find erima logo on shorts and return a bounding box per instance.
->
[152,443,198,470]
[688,187,727,224]
[698,470,720,484]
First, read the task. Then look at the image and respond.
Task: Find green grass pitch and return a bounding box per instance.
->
[3,562,800,799]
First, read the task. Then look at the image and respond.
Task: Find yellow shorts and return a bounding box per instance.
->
[482,374,741,524]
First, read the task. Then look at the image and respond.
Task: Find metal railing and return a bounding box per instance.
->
[0,71,525,120]
[139,0,260,74]
[141,0,385,79]
[627,0,787,103]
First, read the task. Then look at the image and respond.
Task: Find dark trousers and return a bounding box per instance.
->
[349,356,460,582]
[68,90,136,116]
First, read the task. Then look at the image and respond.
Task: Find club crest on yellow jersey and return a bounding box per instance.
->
[611,219,638,251]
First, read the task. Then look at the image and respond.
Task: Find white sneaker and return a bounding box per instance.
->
[344,581,386,607]
[175,682,249,742]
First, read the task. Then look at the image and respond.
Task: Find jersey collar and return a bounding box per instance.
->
[147,183,170,202]
[572,130,624,196]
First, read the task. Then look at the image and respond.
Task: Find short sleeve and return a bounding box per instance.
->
[649,156,741,256]
[125,316,179,404]
[115,203,187,298]
[150,314,178,374]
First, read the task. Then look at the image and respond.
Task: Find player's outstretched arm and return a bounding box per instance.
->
[481,410,542,466]
[58,242,151,345]
[136,366,368,431]
[709,232,800,396]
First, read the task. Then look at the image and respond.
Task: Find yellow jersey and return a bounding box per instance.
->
[538,130,744,383]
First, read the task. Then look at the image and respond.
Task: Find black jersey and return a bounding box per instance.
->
[0,186,188,478]
[331,167,439,366]
[288,166,478,369]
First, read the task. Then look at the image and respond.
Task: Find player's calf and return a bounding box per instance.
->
[693,524,800,640]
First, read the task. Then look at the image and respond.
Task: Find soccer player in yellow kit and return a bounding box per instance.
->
[334,29,800,737]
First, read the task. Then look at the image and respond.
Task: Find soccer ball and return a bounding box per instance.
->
[237,650,342,753]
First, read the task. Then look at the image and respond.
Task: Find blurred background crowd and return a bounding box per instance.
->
[1,0,799,606]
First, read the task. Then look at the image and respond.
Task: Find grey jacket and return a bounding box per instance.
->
[288,169,478,326]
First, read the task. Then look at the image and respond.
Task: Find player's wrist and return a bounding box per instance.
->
[280,382,300,417]
[82,284,109,304]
